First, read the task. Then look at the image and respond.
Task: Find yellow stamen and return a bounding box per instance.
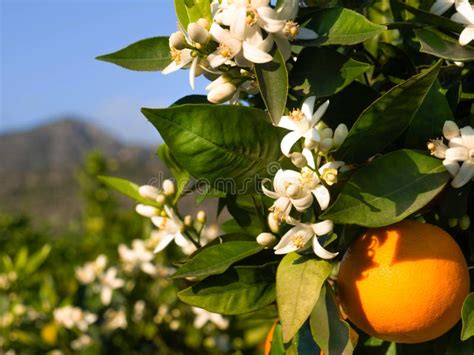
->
[170,48,181,64]
[218,43,233,58]
[289,108,305,121]
[291,234,306,249]
[284,21,299,40]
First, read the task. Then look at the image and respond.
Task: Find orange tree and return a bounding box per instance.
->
[95,0,474,353]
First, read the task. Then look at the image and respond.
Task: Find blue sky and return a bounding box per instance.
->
[1,0,206,145]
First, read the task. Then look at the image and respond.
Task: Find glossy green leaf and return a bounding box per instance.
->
[184,0,211,24]
[291,47,371,98]
[178,263,276,315]
[405,80,453,149]
[322,150,450,227]
[142,104,282,193]
[255,48,288,125]
[98,176,161,207]
[461,293,474,341]
[306,7,386,46]
[173,241,263,280]
[397,1,464,33]
[270,324,286,355]
[276,253,332,343]
[310,285,356,355]
[174,0,190,29]
[415,28,474,62]
[96,37,170,71]
[226,194,265,236]
[336,61,441,163]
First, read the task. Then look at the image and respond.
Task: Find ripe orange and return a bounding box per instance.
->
[337,220,470,344]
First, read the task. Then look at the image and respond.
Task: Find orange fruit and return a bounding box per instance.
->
[337,220,470,344]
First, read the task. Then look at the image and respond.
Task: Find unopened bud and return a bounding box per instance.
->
[160,210,168,217]
[162,179,176,196]
[320,128,333,140]
[443,120,460,140]
[196,210,207,224]
[156,194,166,206]
[188,22,210,44]
[319,137,333,152]
[459,215,471,231]
[169,31,186,50]
[138,185,160,200]
[333,124,348,147]
[304,138,318,150]
[448,218,458,228]
[290,152,307,168]
[256,233,277,248]
[135,204,159,218]
[268,213,280,233]
[184,215,193,227]
[207,82,237,104]
[197,18,210,29]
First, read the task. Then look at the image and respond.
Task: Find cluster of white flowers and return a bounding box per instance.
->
[118,239,157,276]
[428,121,474,188]
[75,254,125,305]
[260,96,348,259]
[53,306,97,332]
[164,0,317,103]
[430,0,474,46]
[192,306,229,330]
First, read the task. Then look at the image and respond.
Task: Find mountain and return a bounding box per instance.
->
[0,119,219,227]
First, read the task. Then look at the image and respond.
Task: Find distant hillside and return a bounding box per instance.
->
[0,119,219,227]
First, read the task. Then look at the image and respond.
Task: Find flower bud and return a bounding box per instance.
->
[188,22,210,44]
[319,137,334,152]
[290,152,307,168]
[184,215,193,227]
[156,194,166,206]
[459,215,471,231]
[138,185,160,200]
[320,127,333,140]
[207,82,237,104]
[443,121,460,140]
[162,179,176,196]
[196,210,207,224]
[286,184,301,198]
[304,137,318,150]
[268,213,280,233]
[256,233,277,248]
[135,204,159,218]
[448,218,458,228]
[169,31,186,50]
[197,18,210,30]
[334,124,348,147]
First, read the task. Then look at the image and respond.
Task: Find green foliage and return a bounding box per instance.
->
[142,104,282,193]
[462,293,474,341]
[96,37,170,71]
[415,28,474,62]
[322,150,450,227]
[276,253,331,343]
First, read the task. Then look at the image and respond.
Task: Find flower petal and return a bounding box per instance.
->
[189,57,198,90]
[297,27,318,40]
[443,159,460,176]
[256,7,286,33]
[311,100,330,126]
[430,0,455,15]
[451,161,474,188]
[291,193,314,211]
[261,178,280,199]
[153,232,176,253]
[174,232,188,247]
[302,96,316,120]
[311,220,334,236]
[281,131,303,156]
[230,6,247,41]
[455,0,474,23]
[459,25,474,46]
[303,128,321,142]
[312,185,330,210]
[278,115,298,131]
[274,35,292,60]
[242,41,273,63]
[460,126,474,149]
[445,147,469,161]
[312,237,339,260]
[302,148,315,169]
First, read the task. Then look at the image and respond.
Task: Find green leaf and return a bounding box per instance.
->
[226,194,265,236]
[414,28,474,62]
[174,0,190,29]
[270,324,286,355]
[306,7,386,46]
[322,150,450,227]
[183,0,211,24]
[142,104,282,193]
[173,241,263,280]
[291,47,371,97]
[255,48,289,124]
[276,253,332,343]
[25,245,51,274]
[404,79,453,149]
[336,60,441,163]
[178,263,276,315]
[98,176,161,207]
[96,37,170,71]
[461,293,474,341]
[157,143,190,202]
[397,1,464,33]
[310,285,356,355]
